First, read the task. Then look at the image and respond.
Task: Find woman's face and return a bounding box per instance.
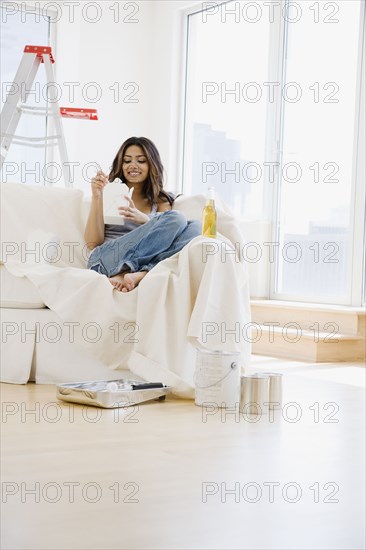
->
[122,145,149,186]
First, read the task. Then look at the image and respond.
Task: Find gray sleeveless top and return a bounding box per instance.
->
[104,202,158,242]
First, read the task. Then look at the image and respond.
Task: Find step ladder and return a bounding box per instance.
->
[0,45,98,188]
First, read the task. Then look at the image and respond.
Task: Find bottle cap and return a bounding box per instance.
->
[208,187,215,200]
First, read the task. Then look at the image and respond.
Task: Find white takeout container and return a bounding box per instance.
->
[103,181,133,225]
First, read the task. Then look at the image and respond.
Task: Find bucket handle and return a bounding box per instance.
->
[194,362,238,390]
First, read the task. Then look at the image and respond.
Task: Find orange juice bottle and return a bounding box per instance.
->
[202,187,217,238]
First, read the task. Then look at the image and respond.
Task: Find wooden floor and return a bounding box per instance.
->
[1,356,365,550]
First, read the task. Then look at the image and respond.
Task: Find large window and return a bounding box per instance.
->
[183,0,365,306]
[1,3,51,185]
[183,1,271,221]
[273,0,363,303]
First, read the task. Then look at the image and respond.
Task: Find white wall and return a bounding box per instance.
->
[146,1,201,191]
[51,0,201,194]
[52,1,153,192]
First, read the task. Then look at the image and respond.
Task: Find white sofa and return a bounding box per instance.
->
[0,183,251,397]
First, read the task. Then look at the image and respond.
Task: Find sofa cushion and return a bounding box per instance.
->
[0,264,46,308]
[0,182,87,268]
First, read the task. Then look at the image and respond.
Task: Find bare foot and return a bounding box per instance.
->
[122,271,148,292]
[109,271,147,292]
[109,273,126,291]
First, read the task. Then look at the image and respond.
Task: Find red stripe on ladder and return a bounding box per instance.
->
[60,108,98,121]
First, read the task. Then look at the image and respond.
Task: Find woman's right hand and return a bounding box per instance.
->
[91,170,108,198]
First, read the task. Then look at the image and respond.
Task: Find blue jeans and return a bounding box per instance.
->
[87,210,201,277]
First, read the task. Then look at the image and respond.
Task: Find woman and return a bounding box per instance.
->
[84,137,201,292]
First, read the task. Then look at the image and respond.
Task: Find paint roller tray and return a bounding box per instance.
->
[56,380,172,408]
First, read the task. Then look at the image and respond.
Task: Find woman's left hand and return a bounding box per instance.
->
[118,197,150,225]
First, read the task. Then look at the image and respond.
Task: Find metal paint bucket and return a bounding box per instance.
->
[194,349,241,409]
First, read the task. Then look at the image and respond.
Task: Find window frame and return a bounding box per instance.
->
[349,1,366,306]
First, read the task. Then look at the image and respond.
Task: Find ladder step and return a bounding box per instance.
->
[60,107,98,120]
[8,135,62,148]
[24,45,54,63]
[19,105,54,116]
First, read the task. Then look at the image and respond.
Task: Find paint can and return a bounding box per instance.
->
[240,374,270,415]
[256,372,283,410]
[195,349,241,409]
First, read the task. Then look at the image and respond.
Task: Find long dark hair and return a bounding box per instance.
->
[108,137,174,206]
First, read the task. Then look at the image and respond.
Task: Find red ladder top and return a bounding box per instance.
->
[24,45,55,63]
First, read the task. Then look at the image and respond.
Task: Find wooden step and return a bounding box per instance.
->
[251,324,365,362]
[250,300,365,362]
[251,300,365,337]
